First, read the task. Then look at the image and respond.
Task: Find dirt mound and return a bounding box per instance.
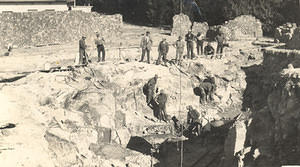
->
[0,11,123,48]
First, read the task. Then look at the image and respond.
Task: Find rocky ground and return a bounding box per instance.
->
[0,23,274,167]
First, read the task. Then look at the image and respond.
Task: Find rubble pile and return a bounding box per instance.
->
[192,22,209,36]
[222,15,263,40]
[0,11,123,48]
[287,27,300,50]
[274,23,297,43]
[171,14,192,37]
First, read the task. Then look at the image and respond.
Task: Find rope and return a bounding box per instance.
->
[178,9,184,167]
[179,62,184,167]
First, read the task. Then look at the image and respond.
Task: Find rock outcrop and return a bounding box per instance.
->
[287,27,300,50]
[171,14,192,37]
[0,11,123,48]
[192,22,209,36]
[222,15,263,41]
[224,47,300,167]
[274,23,297,43]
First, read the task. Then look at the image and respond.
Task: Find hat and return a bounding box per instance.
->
[82,35,86,38]
[146,31,150,34]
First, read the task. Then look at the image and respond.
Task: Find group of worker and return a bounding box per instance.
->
[143,74,168,122]
[138,29,227,66]
[77,28,227,65]
[77,32,106,65]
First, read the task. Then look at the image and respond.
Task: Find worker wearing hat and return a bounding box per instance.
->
[185,29,195,59]
[78,35,87,65]
[95,32,106,62]
[157,38,169,66]
[174,36,185,65]
[140,31,153,64]
[155,89,168,122]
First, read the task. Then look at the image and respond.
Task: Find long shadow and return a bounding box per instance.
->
[126,136,153,155]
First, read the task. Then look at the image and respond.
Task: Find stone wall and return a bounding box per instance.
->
[192,22,209,37]
[223,15,263,41]
[171,14,192,37]
[0,11,123,48]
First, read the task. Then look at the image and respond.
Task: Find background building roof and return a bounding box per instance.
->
[0,0,67,2]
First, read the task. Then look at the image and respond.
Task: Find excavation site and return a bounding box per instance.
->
[0,1,300,167]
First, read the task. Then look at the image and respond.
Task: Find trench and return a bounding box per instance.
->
[124,44,300,167]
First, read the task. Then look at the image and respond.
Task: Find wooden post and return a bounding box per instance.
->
[180,0,183,13]
[74,0,76,7]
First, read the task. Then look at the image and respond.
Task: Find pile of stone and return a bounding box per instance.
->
[0,11,123,48]
[287,27,300,50]
[222,15,263,41]
[192,22,209,37]
[274,23,297,43]
[171,13,192,37]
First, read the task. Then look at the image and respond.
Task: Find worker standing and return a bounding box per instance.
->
[196,32,204,55]
[155,89,168,122]
[185,30,195,59]
[144,74,159,107]
[95,32,106,62]
[157,38,169,66]
[174,36,185,65]
[78,36,87,65]
[215,32,225,58]
[140,31,153,64]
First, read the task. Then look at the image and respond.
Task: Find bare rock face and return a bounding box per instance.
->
[0,11,123,48]
[192,22,209,36]
[172,14,192,37]
[274,23,297,43]
[223,15,263,40]
[287,27,300,50]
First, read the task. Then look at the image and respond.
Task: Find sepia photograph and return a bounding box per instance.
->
[0,0,299,167]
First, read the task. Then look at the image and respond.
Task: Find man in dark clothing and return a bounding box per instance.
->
[144,74,158,107]
[95,32,106,62]
[215,33,225,57]
[157,38,169,66]
[185,30,195,59]
[186,105,202,136]
[79,36,88,64]
[196,32,204,55]
[204,42,215,58]
[155,89,168,122]
[140,31,153,64]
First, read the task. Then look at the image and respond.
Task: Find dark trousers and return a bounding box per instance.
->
[157,52,167,65]
[141,48,150,64]
[197,41,204,55]
[97,45,105,62]
[187,42,194,59]
[216,43,224,54]
[158,104,167,121]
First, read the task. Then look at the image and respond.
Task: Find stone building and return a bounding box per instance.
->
[0,0,70,12]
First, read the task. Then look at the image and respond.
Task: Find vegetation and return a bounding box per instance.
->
[78,0,299,35]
